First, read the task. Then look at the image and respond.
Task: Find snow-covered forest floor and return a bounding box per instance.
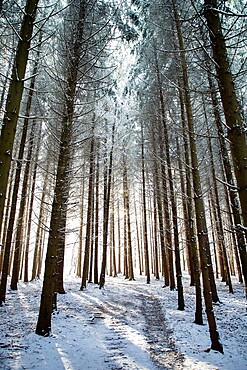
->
[0,273,246,370]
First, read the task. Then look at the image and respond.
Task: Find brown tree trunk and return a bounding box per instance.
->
[207,69,247,296]
[123,160,134,281]
[81,135,95,290]
[94,147,100,284]
[177,82,197,288]
[205,104,233,293]
[152,187,160,280]
[0,0,39,238]
[134,197,142,276]
[24,119,42,283]
[77,163,85,278]
[155,54,184,308]
[204,0,247,231]
[0,165,15,273]
[11,52,41,289]
[173,0,223,352]
[0,92,36,300]
[141,122,150,284]
[36,1,86,335]
[99,121,115,288]
[31,166,49,281]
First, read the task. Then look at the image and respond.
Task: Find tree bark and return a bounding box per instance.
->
[0,0,39,237]
[123,160,134,280]
[99,121,115,288]
[36,1,86,334]
[173,0,223,352]
[141,122,150,284]
[207,70,247,296]
[204,0,247,230]
[81,135,95,290]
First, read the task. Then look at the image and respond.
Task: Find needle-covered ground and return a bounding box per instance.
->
[0,273,246,369]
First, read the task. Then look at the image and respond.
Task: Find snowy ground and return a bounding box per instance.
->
[0,273,246,370]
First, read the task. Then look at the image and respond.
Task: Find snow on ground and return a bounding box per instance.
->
[0,273,246,370]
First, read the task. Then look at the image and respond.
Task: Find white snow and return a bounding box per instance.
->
[0,273,246,370]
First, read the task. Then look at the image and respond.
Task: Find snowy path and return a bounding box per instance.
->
[0,276,183,370]
[0,275,247,370]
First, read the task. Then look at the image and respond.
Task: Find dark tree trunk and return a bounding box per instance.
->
[141,122,150,284]
[99,121,115,289]
[0,0,39,238]
[173,0,223,352]
[123,160,134,281]
[94,148,100,284]
[207,70,247,297]
[36,1,86,334]
[204,0,247,232]
[81,135,95,290]
[155,53,184,309]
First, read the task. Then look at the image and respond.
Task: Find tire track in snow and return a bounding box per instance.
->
[78,281,184,369]
[137,289,184,369]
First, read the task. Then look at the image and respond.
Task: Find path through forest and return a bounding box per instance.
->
[1,275,247,370]
[75,282,184,369]
[0,276,184,370]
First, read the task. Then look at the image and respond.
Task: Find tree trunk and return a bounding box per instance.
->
[205,102,233,293]
[36,1,86,334]
[31,166,49,281]
[155,53,184,308]
[207,69,247,296]
[134,197,142,276]
[99,121,115,288]
[141,122,150,284]
[173,0,223,352]
[0,0,39,237]
[94,147,100,284]
[11,51,41,289]
[77,163,85,278]
[81,135,95,290]
[204,0,247,231]
[24,129,41,283]
[123,160,134,281]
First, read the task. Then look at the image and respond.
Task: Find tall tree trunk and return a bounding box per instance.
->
[207,70,247,296]
[158,134,175,290]
[24,125,41,283]
[173,0,223,352]
[31,166,49,281]
[0,165,15,273]
[134,197,142,276]
[81,135,95,290]
[117,200,122,274]
[123,160,134,281]
[0,86,38,301]
[155,53,184,308]
[11,51,41,289]
[141,122,150,284]
[177,82,197,288]
[204,102,233,293]
[36,1,86,334]
[99,121,115,288]
[204,0,247,231]
[0,0,39,237]
[152,137,169,285]
[152,187,160,280]
[77,164,85,278]
[94,147,100,284]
